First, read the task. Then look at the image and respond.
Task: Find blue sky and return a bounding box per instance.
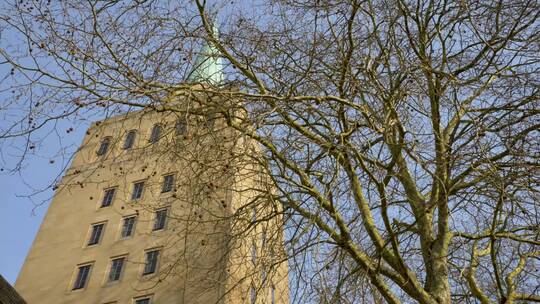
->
[0,54,89,284]
[0,175,49,284]
[0,67,89,283]
[0,8,92,281]
[0,122,87,284]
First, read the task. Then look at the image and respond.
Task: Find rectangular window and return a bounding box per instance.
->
[153,209,168,231]
[88,223,105,246]
[175,120,186,135]
[261,269,267,284]
[123,130,136,149]
[108,257,125,282]
[72,264,92,290]
[204,115,215,129]
[161,174,174,193]
[134,298,151,304]
[149,124,161,143]
[262,230,267,247]
[250,286,256,304]
[121,216,136,238]
[251,207,257,222]
[251,243,257,265]
[143,250,159,275]
[101,188,116,207]
[96,138,110,156]
[131,181,145,200]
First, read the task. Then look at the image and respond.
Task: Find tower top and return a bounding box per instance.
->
[187,22,224,85]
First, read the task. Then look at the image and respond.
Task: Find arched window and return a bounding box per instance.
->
[123,130,137,149]
[149,124,161,143]
[96,137,111,156]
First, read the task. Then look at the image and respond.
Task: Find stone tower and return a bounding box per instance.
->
[15,27,289,303]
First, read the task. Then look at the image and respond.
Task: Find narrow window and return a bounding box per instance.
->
[121,216,136,238]
[204,115,215,129]
[251,243,257,265]
[250,285,256,304]
[153,209,168,231]
[143,250,160,275]
[161,174,175,193]
[88,223,105,246]
[131,181,145,200]
[149,124,161,143]
[108,257,125,282]
[101,188,116,207]
[175,119,186,135]
[96,137,111,156]
[251,207,257,222]
[261,269,267,284]
[72,264,92,290]
[262,230,267,247]
[134,298,151,304]
[123,130,137,150]
[271,284,275,304]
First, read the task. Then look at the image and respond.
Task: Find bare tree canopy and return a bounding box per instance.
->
[1,0,539,303]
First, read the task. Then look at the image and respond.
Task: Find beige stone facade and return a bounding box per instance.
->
[15,100,289,304]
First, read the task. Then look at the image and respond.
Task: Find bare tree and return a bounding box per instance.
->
[1,0,539,303]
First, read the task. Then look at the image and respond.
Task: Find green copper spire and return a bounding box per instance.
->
[187,23,224,85]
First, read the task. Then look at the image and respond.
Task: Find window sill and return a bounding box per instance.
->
[70,287,87,293]
[83,241,103,250]
[140,272,158,281]
[103,280,121,288]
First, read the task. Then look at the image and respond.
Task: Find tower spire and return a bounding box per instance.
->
[187,22,224,85]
